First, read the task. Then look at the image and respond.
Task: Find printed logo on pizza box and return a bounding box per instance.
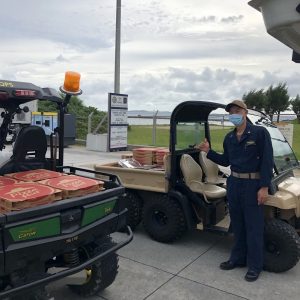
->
[55,178,88,189]
[0,184,54,201]
[57,178,95,189]
[21,172,47,181]
[0,177,17,186]
[5,187,41,200]
[13,170,63,181]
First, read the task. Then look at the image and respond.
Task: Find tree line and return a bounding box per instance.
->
[242,83,300,122]
[38,95,107,140]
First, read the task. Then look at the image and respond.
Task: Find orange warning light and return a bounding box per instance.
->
[63,71,81,93]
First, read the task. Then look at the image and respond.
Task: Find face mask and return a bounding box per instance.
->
[229,114,244,126]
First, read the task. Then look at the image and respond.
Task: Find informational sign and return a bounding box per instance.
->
[110,126,128,148]
[277,123,294,146]
[108,93,128,151]
[111,109,127,125]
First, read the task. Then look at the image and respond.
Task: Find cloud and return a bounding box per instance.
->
[0,0,115,51]
[221,15,244,23]
[56,55,68,62]
[119,67,300,112]
[0,0,299,114]
[183,16,217,24]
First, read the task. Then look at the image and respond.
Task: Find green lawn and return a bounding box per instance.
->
[128,125,232,151]
[128,124,300,159]
[292,124,300,158]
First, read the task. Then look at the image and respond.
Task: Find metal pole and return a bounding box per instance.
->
[114,0,121,94]
[88,112,94,134]
[152,110,158,146]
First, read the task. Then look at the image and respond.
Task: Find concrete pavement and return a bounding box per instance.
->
[46,146,300,300]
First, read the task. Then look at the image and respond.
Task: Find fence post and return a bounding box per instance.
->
[152,110,158,146]
[88,112,94,134]
[93,114,108,134]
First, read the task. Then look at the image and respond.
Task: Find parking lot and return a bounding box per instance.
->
[46,146,300,300]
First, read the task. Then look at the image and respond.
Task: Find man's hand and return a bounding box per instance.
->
[257,187,269,205]
[195,138,210,153]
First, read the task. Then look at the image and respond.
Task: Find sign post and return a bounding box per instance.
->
[108,93,128,151]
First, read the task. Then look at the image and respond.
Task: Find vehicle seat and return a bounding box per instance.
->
[180,154,226,202]
[0,125,48,175]
[199,151,227,186]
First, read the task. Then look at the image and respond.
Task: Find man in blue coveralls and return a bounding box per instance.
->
[198,99,274,282]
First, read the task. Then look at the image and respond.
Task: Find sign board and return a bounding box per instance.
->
[277,123,294,146]
[108,93,128,151]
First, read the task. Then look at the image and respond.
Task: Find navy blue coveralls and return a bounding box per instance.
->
[207,122,274,272]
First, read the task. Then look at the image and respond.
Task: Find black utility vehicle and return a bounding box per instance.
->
[0,76,132,299]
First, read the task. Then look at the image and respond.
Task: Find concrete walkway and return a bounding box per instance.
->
[46,146,300,300]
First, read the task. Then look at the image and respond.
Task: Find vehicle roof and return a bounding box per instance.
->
[171,101,226,123]
[0,79,62,107]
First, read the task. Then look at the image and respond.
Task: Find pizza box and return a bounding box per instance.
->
[0,176,20,187]
[5,169,65,182]
[133,147,158,165]
[39,175,105,199]
[0,182,63,212]
[155,148,169,166]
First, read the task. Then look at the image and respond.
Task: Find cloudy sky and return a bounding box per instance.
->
[0,0,299,112]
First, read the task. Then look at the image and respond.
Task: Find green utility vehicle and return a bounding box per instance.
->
[95,100,300,273]
[0,77,132,299]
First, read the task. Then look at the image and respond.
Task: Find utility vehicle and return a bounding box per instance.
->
[0,74,132,299]
[95,100,300,273]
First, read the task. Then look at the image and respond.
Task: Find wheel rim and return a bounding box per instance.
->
[84,268,92,284]
[152,209,168,227]
[265,240,281,256]
[78,247,93,285]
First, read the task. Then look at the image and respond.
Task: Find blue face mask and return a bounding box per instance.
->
[229,114,244,126]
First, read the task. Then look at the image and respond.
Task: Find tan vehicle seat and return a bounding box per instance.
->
[180,154,226,202]
[199,151,227,186]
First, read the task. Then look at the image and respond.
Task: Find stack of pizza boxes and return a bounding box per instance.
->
[155,148,170,166]
[132,147,169,167]
[0,169,104,213]
[132,148,157,165]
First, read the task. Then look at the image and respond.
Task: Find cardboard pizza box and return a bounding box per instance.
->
[5,169,65,182]
[0,182,63,212]
[39,175,105,199]
[133,147,158,165]
[0,176,20,187]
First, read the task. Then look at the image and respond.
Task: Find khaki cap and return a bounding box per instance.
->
[225,99,247,112]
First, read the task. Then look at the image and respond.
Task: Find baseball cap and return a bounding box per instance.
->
[225,99,247,112]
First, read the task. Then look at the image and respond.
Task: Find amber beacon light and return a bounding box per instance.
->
[60,71,82,96]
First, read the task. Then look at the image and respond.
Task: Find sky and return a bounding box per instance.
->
[0,0,299,112]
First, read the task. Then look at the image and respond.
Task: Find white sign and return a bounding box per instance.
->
[110,94,128,108]
[111,109,127,125]
[110,126,128,148]
[108,93,128,151]
[277,124,294,146]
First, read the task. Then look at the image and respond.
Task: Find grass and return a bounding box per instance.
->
[292,124,300,158]
[128,124,300,159]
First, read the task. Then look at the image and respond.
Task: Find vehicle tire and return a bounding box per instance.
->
[264,219,300,273]
[123,190,143,230]
[142,194,187,243]
[68,236,118,297]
